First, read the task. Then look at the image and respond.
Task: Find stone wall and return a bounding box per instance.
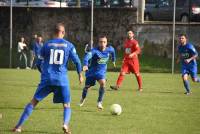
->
[132,23,200,58]
[0,7,137,48]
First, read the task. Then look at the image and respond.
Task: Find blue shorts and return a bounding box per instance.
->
[181,65,198,78]
[34,83,70,104]
[85,75,105,86]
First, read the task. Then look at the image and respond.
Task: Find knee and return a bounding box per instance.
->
[120,72,125,76]
[30,98,39,107]
[63,103,70,108]
[192,78,197,82]
[84,86,90,90]
[135,73,140,77]
[183,77,188,81]
[100,83,106,89]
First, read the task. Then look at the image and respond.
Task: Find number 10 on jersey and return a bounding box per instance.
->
[49,49,64,65]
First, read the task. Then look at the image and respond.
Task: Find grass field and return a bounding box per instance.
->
[0,69,200,134]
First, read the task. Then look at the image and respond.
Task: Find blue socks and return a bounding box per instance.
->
[16,103,34,128]
[82,87,88,100]
[98,87,105,102]
[64,107,71,125]
[183,80,190,93]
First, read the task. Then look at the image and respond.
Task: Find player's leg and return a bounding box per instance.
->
[79,77,94,106]
[190,65,200,83]
[182,73,191,95]
[97,78,106,109]
[12,84,51,132]
[12,98,39,132]
[80,85,90,106]
[53,85,71,134]
[63,103,71,134]
[132,60,142,91]
[110,61,129,90]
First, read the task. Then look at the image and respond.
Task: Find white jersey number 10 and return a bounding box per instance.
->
[49,49,64,65]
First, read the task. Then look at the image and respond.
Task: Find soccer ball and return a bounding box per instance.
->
[110,104,122,115]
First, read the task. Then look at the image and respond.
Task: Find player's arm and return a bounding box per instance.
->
[176,54,181,64]
[129,43,141,58]
[36,44,45,73]
[69,46,83,84]
[109,46,116,68]
[185,45,198,64]
[83,51,93,71]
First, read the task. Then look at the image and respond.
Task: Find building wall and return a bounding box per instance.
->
[0,7,137,48]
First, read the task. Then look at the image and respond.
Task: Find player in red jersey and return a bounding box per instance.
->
[110,30,142,91]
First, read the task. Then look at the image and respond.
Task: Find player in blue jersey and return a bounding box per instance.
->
[177,34,200,95]
[12,23,83,134]
[79,35,116,109]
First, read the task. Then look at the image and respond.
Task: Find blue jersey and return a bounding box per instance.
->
[178,43,198,67]
[38,38,82,86]
[83,46,116,77]
[33,42,43,57]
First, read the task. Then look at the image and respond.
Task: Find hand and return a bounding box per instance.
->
[112,62,116,68]
[184,59,191,64]
[83,66,88,71]
[79,73,84,84]
[128,52,136,58]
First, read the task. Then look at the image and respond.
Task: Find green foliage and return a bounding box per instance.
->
[0,70,200,134]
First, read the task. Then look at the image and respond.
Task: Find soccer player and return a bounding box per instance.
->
[12,23,83,134]
[177,34,200,95]
[110,30,142,91]
[79,35,116,109]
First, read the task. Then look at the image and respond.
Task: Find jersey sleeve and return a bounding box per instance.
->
[69,45,82,74]
[109,46,116,62]
[189,44,198,56]
[83,49,94,66]
[133,40,141,55]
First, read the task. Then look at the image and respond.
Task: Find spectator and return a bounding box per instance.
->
[29,34,37,68]
[32,36,43,69]
[17,37,29,69]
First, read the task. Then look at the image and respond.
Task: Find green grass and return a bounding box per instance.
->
[0,69,200,134]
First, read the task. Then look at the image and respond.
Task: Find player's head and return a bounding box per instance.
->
[127,30,134,40]
[98,35,107,51]
[33,34,38,39]
[20,37,25,42]
[37,36,43,43]
[54,23,65,38]
[178,34,187,45]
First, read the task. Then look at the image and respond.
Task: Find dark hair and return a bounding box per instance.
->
[54,23,65,34]
[178,33,187,38]
[98,35,107,39]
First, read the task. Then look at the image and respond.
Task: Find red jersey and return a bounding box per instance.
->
[123,39,141,60]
